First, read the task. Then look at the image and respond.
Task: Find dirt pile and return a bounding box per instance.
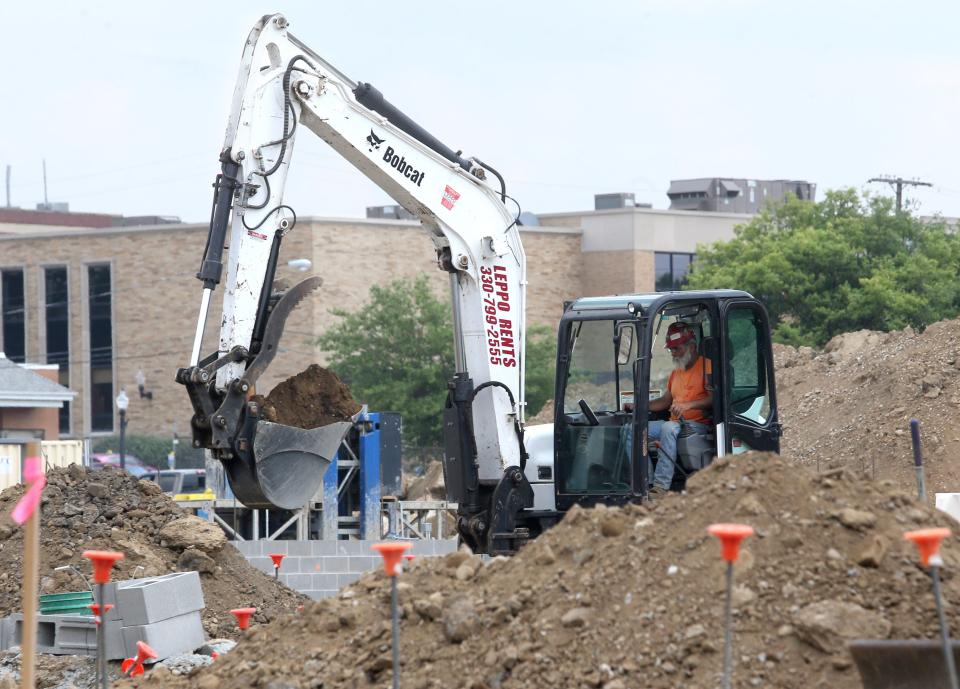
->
[253,364,361,429]
[130,452,960,689]
[0,465,305,639]
[775,318,960,497]
[527,398,554,425]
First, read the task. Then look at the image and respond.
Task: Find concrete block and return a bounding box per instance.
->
[5,614,97,656]
[323,557,349,573]
[312,573,339,590]
[337,572,362,587]
[348,556,378,573]
[311,541,339,555]
[336,541,370,556]
[286,541,313,556]
[246,556,274,575]
[298,557,324,574]
[306,590,335,600]
[231,541,259,556]
[261,541,287,555]
[282,574,312,590]
[435,539,459,555]
[409,540,433,556]
[116,572,204,626]
[120,611,205,660]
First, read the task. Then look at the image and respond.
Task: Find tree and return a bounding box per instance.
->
[317,275,556,448]
[685,190,960,347]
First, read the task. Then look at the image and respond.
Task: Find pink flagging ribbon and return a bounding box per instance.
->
[12,457,46,525]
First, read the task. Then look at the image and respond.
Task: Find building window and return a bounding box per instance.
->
[45,267,71,434]
[655,252,695,292]
[1,269,26,363]
[88,264,113,432]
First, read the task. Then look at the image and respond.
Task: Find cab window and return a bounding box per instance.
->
[725,306,770,424]
[562,320,619,414]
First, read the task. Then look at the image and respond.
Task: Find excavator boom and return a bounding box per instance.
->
[176,14,533,550]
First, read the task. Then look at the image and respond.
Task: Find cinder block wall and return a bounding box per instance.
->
[234,539,459,599]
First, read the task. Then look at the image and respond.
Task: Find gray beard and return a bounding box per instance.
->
[673,347,697,370]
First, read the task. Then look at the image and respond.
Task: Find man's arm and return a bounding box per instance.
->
[671,392,713,417]
[649,389,673,413]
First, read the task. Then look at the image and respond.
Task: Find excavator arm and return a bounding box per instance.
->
[177,14,532,553]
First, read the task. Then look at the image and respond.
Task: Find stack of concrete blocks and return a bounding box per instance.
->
[236,538,459,599]
[0,572,205,660]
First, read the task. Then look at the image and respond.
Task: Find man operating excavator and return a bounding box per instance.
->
[624,322,713,495]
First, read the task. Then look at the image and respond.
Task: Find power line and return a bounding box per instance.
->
[867,175,933,212]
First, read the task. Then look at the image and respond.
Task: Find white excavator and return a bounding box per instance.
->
[176,14,782,555]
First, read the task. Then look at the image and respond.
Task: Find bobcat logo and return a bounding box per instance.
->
[366,130,385,152]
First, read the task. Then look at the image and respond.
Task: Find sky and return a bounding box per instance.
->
[4,0,960,223]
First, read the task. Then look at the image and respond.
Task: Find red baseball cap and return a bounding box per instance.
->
[665,323,695,349]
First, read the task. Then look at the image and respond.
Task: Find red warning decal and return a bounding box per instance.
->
[441,185,461,210]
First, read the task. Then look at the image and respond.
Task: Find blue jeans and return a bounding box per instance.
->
[622,419,711,490]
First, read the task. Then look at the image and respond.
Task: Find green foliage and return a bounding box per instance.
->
[317,275,556,447]
[685,190,960,347]
[524,324,556,422]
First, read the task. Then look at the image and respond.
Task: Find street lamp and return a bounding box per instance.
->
[116,389,129,472]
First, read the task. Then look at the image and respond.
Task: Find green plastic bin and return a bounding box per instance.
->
[39,590,94,616]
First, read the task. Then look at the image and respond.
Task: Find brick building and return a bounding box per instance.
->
[0,356,74,440]
[0,202,747,442]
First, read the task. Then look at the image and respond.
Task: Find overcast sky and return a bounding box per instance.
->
[4,1,959,223]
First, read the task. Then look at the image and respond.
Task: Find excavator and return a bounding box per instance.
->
[176,14,781,555]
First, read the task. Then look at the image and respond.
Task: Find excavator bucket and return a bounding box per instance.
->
[224,419,353,509]
[849,640,960,689]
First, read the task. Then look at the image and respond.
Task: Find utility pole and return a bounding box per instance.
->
[868,175,933,212]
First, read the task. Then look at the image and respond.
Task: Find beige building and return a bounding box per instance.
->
[0,204,748,441]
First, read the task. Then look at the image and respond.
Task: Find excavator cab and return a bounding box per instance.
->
[552,290,781,512]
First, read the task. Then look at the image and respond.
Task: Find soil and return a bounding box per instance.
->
[9,319,960,689]
[120,452,960,689]
[253,364,361,430]
[0,465,306,641]
[774,318,960,499]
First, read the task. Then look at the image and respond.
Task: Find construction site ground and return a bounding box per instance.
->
[3,318,960,687]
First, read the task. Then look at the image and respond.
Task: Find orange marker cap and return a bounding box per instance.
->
[87,603,114,625]
[230,607,257,630]
[905,527,952,567]
[404,554,415,562]
[707,523,755,563]
[121,641,158,677]
[135,640,158,662]
[82,550,124,584]
[269,553,285,568]
[371,541,413,576]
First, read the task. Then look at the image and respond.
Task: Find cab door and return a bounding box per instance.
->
[718,299,780,455]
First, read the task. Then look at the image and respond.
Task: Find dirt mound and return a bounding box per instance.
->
[775,317,960,498]
[253,364,361,429]
[527,398,554,425]
[129,452,960,689]
[403,460,446,502]
[0,465,305,639]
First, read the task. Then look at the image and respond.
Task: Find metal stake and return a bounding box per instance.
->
[97,583,107,689]
[911,419,927,501]
[391,575,400,689]
[722,560,733,689]
[932,562,959,689]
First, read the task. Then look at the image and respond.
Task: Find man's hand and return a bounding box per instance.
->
[670,401,690,417]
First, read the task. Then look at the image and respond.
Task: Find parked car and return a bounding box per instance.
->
[90,453,152,477]
[141,469,209,498]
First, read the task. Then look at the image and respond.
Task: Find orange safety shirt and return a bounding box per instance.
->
[667,356,711,424]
